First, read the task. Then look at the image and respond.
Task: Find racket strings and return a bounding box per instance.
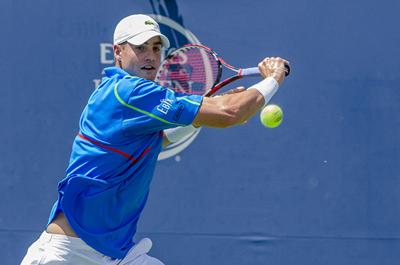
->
[156,47,220,95]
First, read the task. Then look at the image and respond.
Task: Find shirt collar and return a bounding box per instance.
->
[103,67,130,78]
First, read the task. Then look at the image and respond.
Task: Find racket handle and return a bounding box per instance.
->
[241,64,291,77]
[241,67,260,76]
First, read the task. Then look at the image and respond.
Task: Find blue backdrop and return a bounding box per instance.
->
[1,0,399,264]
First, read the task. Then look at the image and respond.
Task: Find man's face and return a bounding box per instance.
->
[114,36,163,81]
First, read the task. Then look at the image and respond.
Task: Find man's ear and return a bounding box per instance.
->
[113,44,122,62]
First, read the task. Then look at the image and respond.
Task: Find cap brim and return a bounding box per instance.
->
[126,30,170,49]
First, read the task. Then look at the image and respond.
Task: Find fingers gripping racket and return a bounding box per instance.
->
[155,44,290,97]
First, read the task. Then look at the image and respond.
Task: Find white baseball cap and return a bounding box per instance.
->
[113,14,170,48]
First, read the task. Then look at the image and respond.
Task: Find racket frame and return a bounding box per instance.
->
[180,44,250,96]
[157,43,289,97]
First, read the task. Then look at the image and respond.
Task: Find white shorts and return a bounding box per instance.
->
[20,231,165,265]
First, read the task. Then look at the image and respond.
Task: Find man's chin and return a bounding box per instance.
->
[138,71,156,81]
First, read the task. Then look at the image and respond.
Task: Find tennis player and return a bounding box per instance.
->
[21,14,290,265]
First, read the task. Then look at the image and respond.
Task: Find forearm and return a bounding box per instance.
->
[216,89,265,125]
[192,89,265,128]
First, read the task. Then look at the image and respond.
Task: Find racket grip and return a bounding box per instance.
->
[241,67,260,76]
[242,65,291,77]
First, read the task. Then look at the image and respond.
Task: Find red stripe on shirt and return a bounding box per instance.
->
[78,133,150,165]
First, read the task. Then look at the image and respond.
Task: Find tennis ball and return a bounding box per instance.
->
[260,104,283,128]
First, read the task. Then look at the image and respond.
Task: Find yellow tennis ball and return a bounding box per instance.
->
[260,104,283,128]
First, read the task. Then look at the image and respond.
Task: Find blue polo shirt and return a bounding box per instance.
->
[48,67,202,259]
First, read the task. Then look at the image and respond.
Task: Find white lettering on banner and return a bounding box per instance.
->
[100,43,114,64]
[157,98,174,115]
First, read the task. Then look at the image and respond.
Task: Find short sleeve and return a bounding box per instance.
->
[115,76,203,136]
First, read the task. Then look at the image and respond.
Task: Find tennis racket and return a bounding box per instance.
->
[155,44,290,97]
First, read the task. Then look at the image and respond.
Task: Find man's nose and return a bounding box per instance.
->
[145,50,157,61]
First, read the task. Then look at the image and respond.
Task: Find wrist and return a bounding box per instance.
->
[248,77,279,105]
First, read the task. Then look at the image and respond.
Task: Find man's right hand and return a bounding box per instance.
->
[258,57,290,85]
